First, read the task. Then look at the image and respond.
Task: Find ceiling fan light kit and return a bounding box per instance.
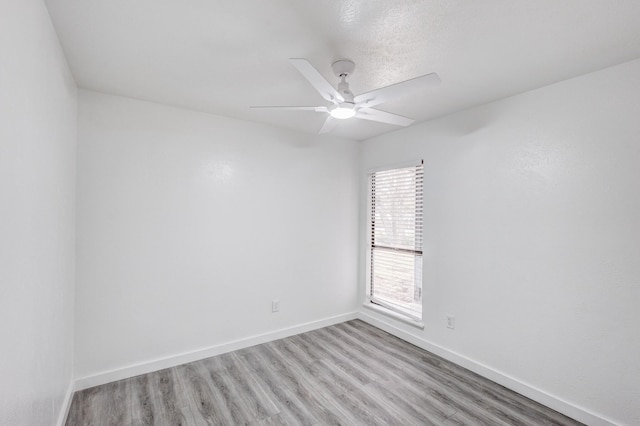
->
[330,103,356,119]
[251,58,440,134]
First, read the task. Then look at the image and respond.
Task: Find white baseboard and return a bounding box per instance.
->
[357,310,619,426]
[56,381,75,426]
[74,312,358,391]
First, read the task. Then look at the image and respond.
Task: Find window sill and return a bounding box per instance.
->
[362,302,425,330]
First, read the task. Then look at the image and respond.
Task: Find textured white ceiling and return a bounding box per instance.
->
[45,0,640,140]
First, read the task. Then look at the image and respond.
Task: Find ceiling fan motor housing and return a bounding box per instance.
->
[338,81,355,102]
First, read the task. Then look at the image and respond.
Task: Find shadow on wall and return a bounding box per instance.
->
[441,107,495,137]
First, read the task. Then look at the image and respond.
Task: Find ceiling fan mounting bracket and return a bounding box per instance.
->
[332,60,355,78]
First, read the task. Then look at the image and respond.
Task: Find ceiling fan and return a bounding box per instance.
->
[251,58,441,133]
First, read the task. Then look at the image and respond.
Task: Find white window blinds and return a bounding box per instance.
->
[368,162,424,320]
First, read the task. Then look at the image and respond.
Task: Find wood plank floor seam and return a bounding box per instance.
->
[66,320,584,426]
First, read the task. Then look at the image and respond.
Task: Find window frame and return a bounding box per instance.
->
[365,160,425,325]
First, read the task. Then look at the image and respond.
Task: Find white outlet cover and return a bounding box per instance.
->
[446,316,455,329]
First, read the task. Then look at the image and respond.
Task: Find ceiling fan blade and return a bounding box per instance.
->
[354,73,440,108]
[250,106,328,112]
[356,108,414,127]
[289,58,344,103]
[319,116,338,134]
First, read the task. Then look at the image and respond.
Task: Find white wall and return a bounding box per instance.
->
[0,1,77,425]
[359,59,640,426]
[75,90,360,380]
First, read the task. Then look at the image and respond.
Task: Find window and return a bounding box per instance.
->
[367,162,424,321]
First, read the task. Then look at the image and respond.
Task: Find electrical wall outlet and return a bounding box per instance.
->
[272,299,280,313]
[446,315,455,329]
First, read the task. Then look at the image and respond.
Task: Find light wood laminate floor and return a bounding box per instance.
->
[66,320,583,425]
